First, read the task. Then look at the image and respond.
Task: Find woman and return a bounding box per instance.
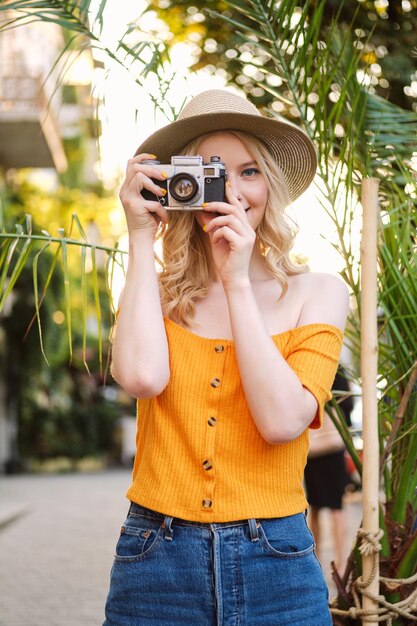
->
[104,89,349,625]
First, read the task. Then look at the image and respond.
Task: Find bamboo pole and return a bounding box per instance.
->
[360,177,380,625]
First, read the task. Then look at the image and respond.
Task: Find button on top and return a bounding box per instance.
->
[210,378,221,388]
[215,345,224,353]
[202,459,213,471]
[202,498,213,509]
[207,416,217,427]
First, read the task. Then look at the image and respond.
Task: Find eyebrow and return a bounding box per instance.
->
[239,161,258,168]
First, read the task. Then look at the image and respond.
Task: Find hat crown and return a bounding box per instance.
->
[177,89,261,121]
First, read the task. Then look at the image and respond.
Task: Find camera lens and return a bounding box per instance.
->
[169,173,199,203]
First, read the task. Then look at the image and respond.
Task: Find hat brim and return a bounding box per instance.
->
[135,111,317,202]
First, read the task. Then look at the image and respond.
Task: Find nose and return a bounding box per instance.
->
[226,174,243,201]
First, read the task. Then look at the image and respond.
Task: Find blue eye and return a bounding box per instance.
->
[242,167,260,177]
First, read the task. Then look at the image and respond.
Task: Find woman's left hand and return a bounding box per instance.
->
[202,183,256,287]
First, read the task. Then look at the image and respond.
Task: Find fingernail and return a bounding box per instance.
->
[161,171,168,179]
[149,154,157,159]
[203,224,208,232]
[226,181,231,188]
[160,189,167,196]
[202,202,208,208]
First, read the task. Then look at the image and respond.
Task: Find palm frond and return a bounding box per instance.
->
[0,215,127,368]
[0,1,175,120]
[0,1,98,35]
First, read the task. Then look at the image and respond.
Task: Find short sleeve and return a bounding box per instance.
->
[286,324,344,429]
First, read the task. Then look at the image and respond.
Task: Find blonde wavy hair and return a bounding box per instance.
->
[157,131,308,327]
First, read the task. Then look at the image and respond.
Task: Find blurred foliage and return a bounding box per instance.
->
[61,136,87,189]
[1,249,117,464]
[0,179,128,469]
[4,172,121,256]
[144,0,417,114]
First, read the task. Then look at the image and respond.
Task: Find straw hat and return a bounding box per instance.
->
[135,89,317,202]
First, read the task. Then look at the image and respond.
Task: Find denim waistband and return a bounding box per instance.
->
[127,502,306,538]
[128,501,265,537]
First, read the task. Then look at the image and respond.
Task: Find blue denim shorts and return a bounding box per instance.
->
[104,503,331,625]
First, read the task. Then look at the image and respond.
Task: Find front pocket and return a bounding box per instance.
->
[257,514,315,559]
[114,524,162,563]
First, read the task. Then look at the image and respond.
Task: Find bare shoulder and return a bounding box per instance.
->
[290,272,349,332]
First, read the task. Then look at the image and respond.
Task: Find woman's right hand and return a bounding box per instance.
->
[119,153,169,236]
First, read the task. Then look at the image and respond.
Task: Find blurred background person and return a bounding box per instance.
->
[304,367,354,570]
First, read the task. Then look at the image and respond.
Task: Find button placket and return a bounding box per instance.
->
[201,343,227,512]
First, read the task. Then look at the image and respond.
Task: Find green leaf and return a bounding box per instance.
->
[32,242,51,365]
[59,235,73,363]
[80,245,90,374]
[395,532,417,579]
[0,237,35,310]
[90,246,103,374]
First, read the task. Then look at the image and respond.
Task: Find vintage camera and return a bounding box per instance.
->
[141,155,226,209]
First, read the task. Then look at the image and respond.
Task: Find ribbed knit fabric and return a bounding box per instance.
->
[126,318,344,522]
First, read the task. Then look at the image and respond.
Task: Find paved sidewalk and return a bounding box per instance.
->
[0,470,130,626]
[0,470,363,625]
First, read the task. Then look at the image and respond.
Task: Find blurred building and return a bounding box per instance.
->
[0,10,101,472]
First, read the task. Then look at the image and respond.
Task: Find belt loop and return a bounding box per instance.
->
[248,518,259,542]
[163,516,174,541]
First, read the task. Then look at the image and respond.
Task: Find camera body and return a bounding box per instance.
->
[141,155,226,209]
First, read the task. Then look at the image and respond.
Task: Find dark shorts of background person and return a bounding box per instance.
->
[304,449,348,510]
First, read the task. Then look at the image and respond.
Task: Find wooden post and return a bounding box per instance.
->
[360,177,380,625]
